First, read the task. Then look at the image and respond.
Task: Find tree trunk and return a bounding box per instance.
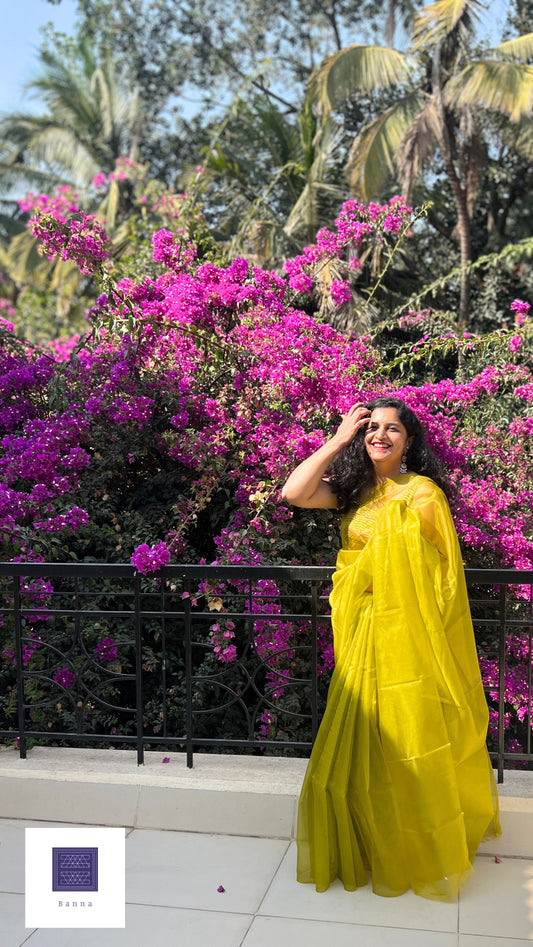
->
[432,45,472,329]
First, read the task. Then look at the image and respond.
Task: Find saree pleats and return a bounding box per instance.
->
[297,479,500,901]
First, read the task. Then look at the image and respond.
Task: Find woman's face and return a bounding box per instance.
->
[364,407,412,473]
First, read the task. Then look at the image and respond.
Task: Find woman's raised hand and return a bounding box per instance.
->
[332,403,371,449]
[281,403,370,508]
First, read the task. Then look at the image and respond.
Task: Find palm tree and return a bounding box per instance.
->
[199,93,345,263]
[311,0,533,325]
[0,41,144,330]
[0,40,142,196]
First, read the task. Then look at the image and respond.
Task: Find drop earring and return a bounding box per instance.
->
[400,450,408,474]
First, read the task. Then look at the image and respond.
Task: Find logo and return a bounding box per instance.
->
[26,827,125,928]
[52,847,98,892]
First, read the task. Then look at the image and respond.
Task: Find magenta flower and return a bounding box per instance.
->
[91,172,108,189]
[330,279,351,306]
[94,637,118,662]
[152,229,197,271]
[30,211,110,275]
[34,506,89,532]
[131,541,171,573]
[510,299,531,327]
[54,667,76,688]
[1,630,43,668]
[288,273,314,293]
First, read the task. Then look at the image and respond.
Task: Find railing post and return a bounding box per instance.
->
[134,573,144,765]
[13,576,26,759]
[184,576,194,768]
[161,582,167,739]
[310,581,319,741]
[497,585,506,784]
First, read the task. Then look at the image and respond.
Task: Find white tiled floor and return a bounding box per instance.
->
[2,818,533,947]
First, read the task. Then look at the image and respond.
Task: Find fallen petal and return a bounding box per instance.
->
[162,757,170,763]
[494,856,502,864]
[217,885,225,893]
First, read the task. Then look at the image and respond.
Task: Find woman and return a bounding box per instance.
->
[282,397,500,901]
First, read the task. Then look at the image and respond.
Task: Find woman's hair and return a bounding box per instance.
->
[329,396,451,512]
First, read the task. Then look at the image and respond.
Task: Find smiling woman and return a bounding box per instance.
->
[364,407,413,477]
[282,396,501,901]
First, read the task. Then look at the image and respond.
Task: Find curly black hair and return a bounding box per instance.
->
[329,397,451,513]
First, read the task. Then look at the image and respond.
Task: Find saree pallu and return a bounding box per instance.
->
[296,475,500,901]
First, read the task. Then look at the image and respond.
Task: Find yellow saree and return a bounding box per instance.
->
[296,474,500,901]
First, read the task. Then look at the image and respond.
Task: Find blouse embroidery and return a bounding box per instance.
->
[340,474,421,550]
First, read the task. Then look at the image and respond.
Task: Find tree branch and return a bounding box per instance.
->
[180,7,298,113]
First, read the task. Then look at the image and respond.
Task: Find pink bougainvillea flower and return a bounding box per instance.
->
[94,637,118,662]
[330,279,351,306]
[53,667,76,689]
[91,172,108,189]
[131,541,171,573]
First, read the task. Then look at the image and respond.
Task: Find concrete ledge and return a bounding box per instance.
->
[0,747,307,838]
[1,746,533,851]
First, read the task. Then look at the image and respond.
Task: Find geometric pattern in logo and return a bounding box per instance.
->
[52,848,98,891]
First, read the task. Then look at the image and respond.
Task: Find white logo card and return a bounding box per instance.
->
[25,827,125,928]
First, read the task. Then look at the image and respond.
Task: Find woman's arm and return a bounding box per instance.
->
[281,403,370,509]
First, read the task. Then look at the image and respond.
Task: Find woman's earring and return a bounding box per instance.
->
[400,451,408,474]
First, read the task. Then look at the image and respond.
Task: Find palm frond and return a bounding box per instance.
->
[0,42,142,194]
[245,218,299,261]
[396,97,440,199]
[445,61,533,121]
[91,66,114,141]
[279,113,345,242]
[49,258,83,297]
[102,177,121,230]
[345,93,426,199]
[412,0,484,49]
[502,113,533,159]
[311,45,412,114]
[0,212,26,242]
[0,158,63,195]
[6,230,48,285]
[491,33,533,62]
[283,180,344,239]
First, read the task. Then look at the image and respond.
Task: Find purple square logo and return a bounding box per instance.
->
[52,847,98,891]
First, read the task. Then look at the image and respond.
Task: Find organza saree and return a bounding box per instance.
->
[296,474,500,901]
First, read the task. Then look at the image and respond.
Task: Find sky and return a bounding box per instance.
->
[0,0,77,114]
[0,0,512,118]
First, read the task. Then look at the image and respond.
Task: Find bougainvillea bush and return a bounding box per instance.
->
[0,189,532,756]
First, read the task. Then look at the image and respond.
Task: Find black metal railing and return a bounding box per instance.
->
[0,563,532,782]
